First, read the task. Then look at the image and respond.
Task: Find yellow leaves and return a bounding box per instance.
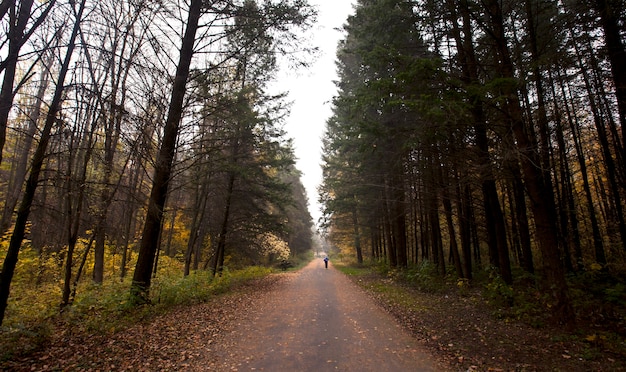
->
[589,262,603,271]
[258,232,290,262]
[586,334,598,342]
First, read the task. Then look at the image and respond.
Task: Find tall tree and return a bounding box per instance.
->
[480,0,573,322]
[131,0,203,302]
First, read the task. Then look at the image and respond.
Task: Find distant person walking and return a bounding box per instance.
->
[323,256,329,269]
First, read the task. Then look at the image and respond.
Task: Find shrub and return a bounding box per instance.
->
[404,261,446,293]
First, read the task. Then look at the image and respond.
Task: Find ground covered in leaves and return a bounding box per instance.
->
[2,267,625,371]
[346,270,626,371]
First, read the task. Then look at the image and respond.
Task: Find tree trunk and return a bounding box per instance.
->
[574,37,626,253]
[457,183,473,279]
[213,173,235,276]
[391,168,408,268]
[351,199,363,264]
[511,167,534,273]
[383,180,398,267]
[62,105,98,308]
[450,0,511,280]
[552,97,585,270]
[131,0,202,302]
[442,176,463,278]
[93,10,141,283]
[555,67,606,266]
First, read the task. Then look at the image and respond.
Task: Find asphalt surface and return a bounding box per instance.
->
[216,258,439,371]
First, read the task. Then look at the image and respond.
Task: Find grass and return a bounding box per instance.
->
[335,261,432,313]
[335,262,371,277]
[0,261,277,362]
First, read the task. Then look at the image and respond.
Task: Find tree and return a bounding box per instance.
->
[131,0,203,302]
[591,0,626,158]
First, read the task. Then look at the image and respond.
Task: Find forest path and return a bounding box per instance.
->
[209,258,440,371]
[8,259,618,371]
[6,259,445,371]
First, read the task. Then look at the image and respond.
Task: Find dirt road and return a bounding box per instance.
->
[212,258,441,371]
[5,259,445,371]
[6,258,622,371]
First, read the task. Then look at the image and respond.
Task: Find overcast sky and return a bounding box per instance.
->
[271,0,355,226]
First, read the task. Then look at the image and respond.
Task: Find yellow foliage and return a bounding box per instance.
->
[160,211,192,257]
[0,237,64,326]
[258,232,290,262]
[589,262,603,271]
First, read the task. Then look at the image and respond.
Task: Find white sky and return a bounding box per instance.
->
[272,1,355,225]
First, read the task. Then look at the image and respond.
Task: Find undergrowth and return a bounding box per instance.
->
[336,259,626,340]
[0,257,275,362]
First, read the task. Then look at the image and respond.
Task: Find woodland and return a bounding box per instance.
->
[0,0,316,328]
[1,0,626,367]
[320,0,626,330]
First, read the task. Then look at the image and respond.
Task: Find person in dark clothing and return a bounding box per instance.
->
[323,256,329,269]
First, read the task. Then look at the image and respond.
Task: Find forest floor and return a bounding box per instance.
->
[348,268,626,371]
[2,260,626,371]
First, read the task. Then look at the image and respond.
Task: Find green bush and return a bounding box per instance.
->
[604,283,626,306]
[485,273,514,307]
[404,261,446,293]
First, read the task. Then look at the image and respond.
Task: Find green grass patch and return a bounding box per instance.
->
[335,262,371,277]
[336,262,431,313]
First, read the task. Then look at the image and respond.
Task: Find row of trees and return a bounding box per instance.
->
[0,0,316,325]
[320,0,625,324]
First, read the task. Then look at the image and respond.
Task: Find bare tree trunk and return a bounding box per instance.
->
[184,180,209,275]
[351,197,363,264]
[93,5,145,282]
[120,160,143,279]
[213,173,235,276]
[442,171,463,278]
[457,183,473,279]
[131,0,202,302]
[61,91,100,307]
